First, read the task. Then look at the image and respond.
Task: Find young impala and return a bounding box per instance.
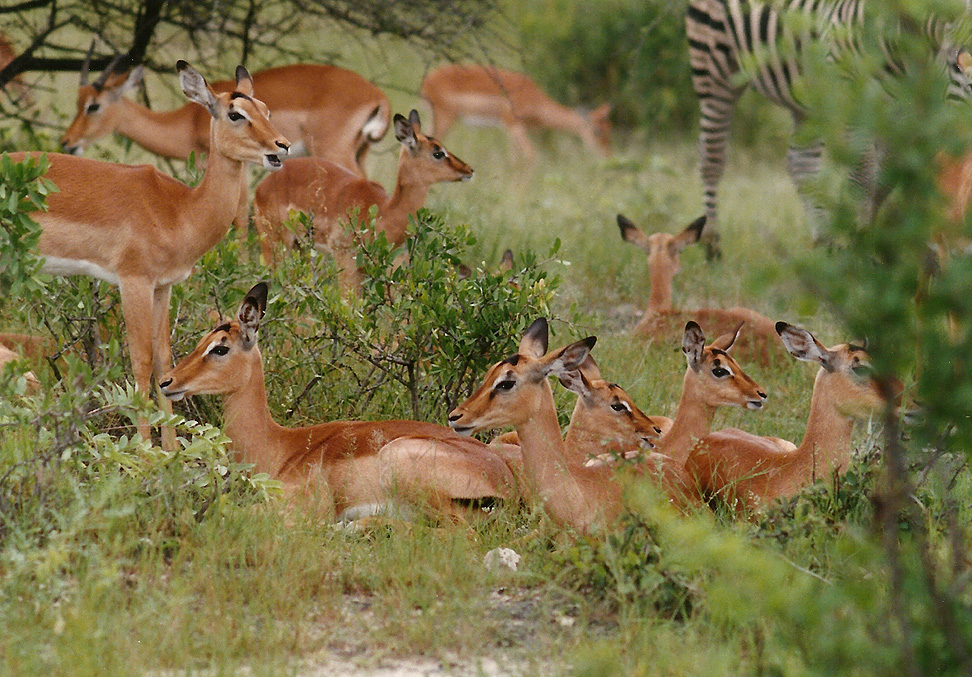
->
[421,64,611,163]
[159,283,516,520]
[685,322,896,514]
[61,51,388,176]
[618,213,784,363]
[448,319,712,533]
[253,109,473,288]
[11,61,289,448]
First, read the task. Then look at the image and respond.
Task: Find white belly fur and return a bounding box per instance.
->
[42,256,120,285]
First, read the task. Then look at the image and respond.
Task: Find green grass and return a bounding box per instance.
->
[0,19,952,677]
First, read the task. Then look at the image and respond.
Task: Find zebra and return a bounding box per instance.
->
[685,0,972,254]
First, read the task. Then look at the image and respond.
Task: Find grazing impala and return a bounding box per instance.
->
[253,109,473,288]
[61,50,388,176]
[159,283,516,520]
[685,322,896,515]
[618,213,784,363]
[11,61,289,448]
[421,64,611,163]
[449,319,711,533]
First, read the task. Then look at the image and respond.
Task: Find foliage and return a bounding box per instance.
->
[251,208,569,423]
[0,152,54,298]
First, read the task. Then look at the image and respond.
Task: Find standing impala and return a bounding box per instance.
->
[159,283,516,520]
[253,109,473,288]
[11,61,289,448]
[61,52,388,176]
[421,64,611,163]
[618,213,784,363]
[685,322,896,515]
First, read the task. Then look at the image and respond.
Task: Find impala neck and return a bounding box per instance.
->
[658,369,717,465]
[795,369,857,478]
[514,382,601,529]
[647,262,674,313]
[114,98,206,159]
[382,150,432,246]
[221,348,292,477]
[563,400,617,462]
[181,126,246,260]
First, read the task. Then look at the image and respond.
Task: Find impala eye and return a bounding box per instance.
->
[610,402,628,413]
[210,345,230,357]
[228,111,244,122]
[432,149,446,160]
[86,103,101,114]
[495,380,515,391]
[712,366,730,378]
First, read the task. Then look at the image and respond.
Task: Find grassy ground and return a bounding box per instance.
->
[0,21,934,677]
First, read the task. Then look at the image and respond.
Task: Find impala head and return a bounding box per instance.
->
[618,214,705,312]
[61,46,142,155]
[586,102,612,156]
[448,318,595,435]
[394,109,473,183]
[177,61,289,170]
[776,322,896,418]
[159,283,269,401]
[557,354,664,450]
[682,321,767,410]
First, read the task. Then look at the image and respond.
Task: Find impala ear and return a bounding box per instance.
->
[777,321,836,372]
[394,113,417,150]
[178,61,219,116]
[518,318,549,358]
[557,367,594,399]
[500,249,514,271]
[617,214,650,252]
[669,215,706,254]
[544,337,597,378]
[408,108,422,134]
[682,321,706,371]
[235,65,254,97]
[711,322,743,352]
[238,282,268,349]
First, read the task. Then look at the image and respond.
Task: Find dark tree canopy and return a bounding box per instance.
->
[0,0,503,91]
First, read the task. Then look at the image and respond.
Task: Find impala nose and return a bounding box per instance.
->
[448,411,463,423]
[159,377,173,389]
[757,390,767,399]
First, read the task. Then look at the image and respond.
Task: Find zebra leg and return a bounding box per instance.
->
[852,141,888,226]
[697,92,742,260]
[785,142,826,242]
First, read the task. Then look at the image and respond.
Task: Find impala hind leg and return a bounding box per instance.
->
[507,123,537,164]
[119,279,158,444]
[152,284,177,451]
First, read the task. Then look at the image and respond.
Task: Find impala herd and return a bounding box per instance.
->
[0,36,902,534]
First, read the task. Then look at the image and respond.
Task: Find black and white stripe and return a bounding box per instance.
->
[686,0,971,241]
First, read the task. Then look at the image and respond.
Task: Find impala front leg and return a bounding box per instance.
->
[152,284,177,450]
[119,278,158,444]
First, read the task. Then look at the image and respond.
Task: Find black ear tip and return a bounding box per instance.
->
[235,65,250,80]
[409,108,420,120]
[688,215,706,239]
[616,213,634,233]
[685,320,701,332]
[393,113,407,124]
[247,281,269,305]
[176,60,190,72]
[775,321,790,336]
[582,336,597,349]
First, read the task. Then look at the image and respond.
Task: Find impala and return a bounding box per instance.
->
[618,213,784,363]
[159,283,516,520]
[0,33,30,105]
[448,319,720,532]
[61,51,388,176]
[421,64,611,163]
[11,61,289,448]
[0,342,39,393]
[253,109,473,288]
[685,322,896,514]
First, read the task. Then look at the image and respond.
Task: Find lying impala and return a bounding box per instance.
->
[11,61,289,448]
[159,283,516,520]
[449,319,719,532]
[253,109,473,288]
[62,50,388,176]
[685,322,896,515]
[618,213,784,364]
[421,64,611,163]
